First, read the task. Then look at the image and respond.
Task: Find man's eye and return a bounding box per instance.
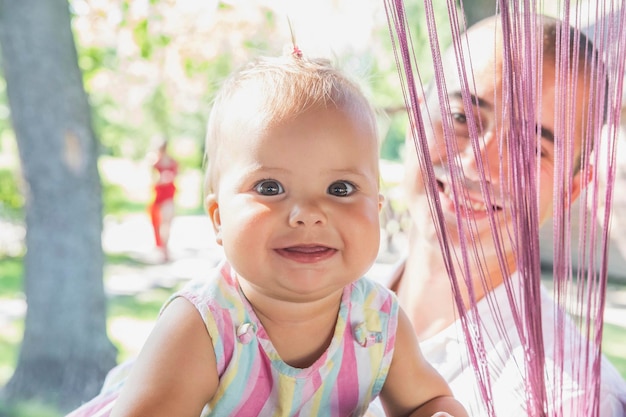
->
[254,180,284,196]
[535,144,548,158]
[535,127,554,160]
[452,112,467,124]
[537,145,547,158]
[328,181,355,197]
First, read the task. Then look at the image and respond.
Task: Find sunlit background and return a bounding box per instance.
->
[0,1,624,416]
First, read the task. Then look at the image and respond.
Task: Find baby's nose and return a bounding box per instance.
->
[288,200,327,227]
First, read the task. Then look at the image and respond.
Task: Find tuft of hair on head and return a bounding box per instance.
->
[287,16,303,59]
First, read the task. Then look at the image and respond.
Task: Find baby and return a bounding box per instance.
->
[74,52,467,417]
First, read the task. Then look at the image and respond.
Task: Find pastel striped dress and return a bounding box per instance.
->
[171,261,399,417]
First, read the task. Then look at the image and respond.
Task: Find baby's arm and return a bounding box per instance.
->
[379,308,468,417]
[110,297,218,417]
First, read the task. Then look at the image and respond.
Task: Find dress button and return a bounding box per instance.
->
[353,322,383,347]
[236,322,254,344]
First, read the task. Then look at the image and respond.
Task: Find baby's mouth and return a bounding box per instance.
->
[282,246,333,254]
[274,245,337,263]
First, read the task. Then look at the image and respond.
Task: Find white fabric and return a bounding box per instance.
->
[367,262,626,416]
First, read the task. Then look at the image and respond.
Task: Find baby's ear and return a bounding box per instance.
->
[378,193,385,212]
[205,194,222,245]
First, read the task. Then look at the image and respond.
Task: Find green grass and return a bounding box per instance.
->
[104,252,152,267]
[107,287,175,321]
[0,401,62,417]
[603,322,626,377]
[0,321,21,386]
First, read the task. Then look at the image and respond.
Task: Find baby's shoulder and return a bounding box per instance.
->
[349,277,399,317]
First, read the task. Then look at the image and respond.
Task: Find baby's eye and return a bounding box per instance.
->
[254,180,284,196]
[328,181,356,197]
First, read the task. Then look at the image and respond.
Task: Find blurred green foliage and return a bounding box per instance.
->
[72,0,457,167]
[0,169,23,221]
[102,181,147,216]
[0,257,22,298]
[133,19,172,60]
[380,112,408,161]
[79,46,117,85]
[0,0,458,198]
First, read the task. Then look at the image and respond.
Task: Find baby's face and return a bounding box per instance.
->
[206,104,382,303]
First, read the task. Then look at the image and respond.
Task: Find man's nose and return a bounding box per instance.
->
[457,131,504,182]
[288,200,327,227]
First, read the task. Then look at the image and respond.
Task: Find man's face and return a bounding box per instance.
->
[403,20,588,255]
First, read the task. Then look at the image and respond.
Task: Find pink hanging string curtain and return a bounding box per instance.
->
[384,1,626,415]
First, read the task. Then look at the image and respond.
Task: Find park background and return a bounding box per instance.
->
[0,0,624,416]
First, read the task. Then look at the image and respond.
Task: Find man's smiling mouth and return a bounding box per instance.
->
[436,178,504,213]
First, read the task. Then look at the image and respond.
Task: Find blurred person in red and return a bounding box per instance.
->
[149,140,178,261]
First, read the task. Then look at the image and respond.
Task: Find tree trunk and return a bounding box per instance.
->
[0,0,117,412]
